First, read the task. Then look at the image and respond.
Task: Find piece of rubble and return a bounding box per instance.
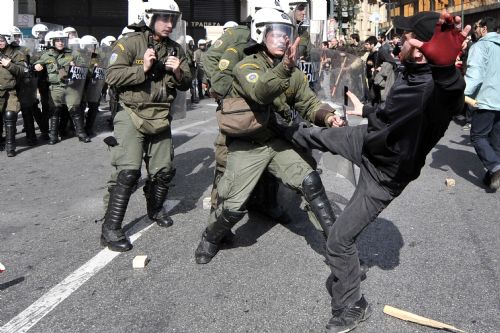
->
[132,255,150,269]
[445,178,456,187]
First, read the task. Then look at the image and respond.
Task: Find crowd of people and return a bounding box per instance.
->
[0,23,119,156]
[1,0,499,331]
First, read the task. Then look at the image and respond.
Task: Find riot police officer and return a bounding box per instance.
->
[34,31,91,144]
[102,0,192,252]
[185,35,198,103]
[0,30,26,156]
[195,8,344,264]
[193,39,207,99]
[202,1,288,221]
[32,24,51,140]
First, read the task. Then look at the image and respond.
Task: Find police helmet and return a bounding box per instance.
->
[141,0,181,29]
[121,26,135,35]
[80,35,98,46]
[100,35,117,47]
[0,28,13,45]
[32,23,49,38]
[251,8,295,45]
[63,26,78,38]
[44,31,55,44]
[186,35,194,45]
[49,31,69,48]
[223,21,238,31]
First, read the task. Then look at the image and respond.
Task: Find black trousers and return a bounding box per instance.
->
[298,125,406,310]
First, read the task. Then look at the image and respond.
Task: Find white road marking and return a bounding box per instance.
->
[0,201,180,333]
[172,119,213,133]
[94,118,214,139]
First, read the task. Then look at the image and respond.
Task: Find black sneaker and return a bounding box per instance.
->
[483,172,492,187]
[325,295,372,333]
[490,170,500,191]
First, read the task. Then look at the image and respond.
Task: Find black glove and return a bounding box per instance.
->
[103,136,118,147]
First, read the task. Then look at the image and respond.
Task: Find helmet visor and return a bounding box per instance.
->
[263,24,295,52]
[148,12,180,28]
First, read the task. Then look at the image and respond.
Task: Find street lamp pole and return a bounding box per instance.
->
[461,0,464,27]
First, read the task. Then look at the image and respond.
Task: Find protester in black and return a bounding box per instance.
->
[287,11,470,333]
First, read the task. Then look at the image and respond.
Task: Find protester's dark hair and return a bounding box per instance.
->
[350,33,360,43]
[378,32,386,41]
[365,36,377,46]
[322,41,329,47]
[478,17,497,33]
[296,4,306,10]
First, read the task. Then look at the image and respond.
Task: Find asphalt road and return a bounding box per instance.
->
[0,98,499,333]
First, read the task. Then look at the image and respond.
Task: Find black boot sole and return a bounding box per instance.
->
[100,235,133,252]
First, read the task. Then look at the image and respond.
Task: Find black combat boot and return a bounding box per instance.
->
[302,171,336,237]
[0,117,5,151]
[144,170,176,227]
[195,209,246,264]
[84,103,99,136]
[21,106,38,146]
[4,111,18,157]
[101,169,141,252]
[69,107,91,143]
[48,107,61,145]
[304,171,370,276]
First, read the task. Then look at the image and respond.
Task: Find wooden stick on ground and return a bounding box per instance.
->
[383,305,468,333]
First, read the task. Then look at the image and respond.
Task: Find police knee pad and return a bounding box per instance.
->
[301,171,325,201]
[218,208,246,227]
[154,169,176,185]
[116,169,141,188]
[4,111,18,122]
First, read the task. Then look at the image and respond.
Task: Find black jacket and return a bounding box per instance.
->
[361,62,464,182]
[289,62,465,183]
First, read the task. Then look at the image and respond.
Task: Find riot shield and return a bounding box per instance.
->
[65,43,92,108]
[84,46,110,104]
[297,20,324,88]
[17,38,39,107]
[308,47,368,187]
[310,49,367,116]
[168,19,187,121]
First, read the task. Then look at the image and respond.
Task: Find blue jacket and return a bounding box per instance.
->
[464,32,500,111]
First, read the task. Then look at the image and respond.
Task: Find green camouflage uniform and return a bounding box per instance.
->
[0,44,25,154]
[202,26,251,209]
[216,50,335,220]
[104,31,191,192]
[34,47,85,108]
[0,45,25,114]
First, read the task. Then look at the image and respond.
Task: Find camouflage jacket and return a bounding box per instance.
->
[231,50,335,142]
[0,45,26,92]
[105,31,191,106]
[203,26,250,97]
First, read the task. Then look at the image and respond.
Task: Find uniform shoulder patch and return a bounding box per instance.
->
[213,39,223,48]
[239,63,260,69]
[218,59,230,71]
[116,43,125,52]
[245,72,259,83]
[109,53,118,65]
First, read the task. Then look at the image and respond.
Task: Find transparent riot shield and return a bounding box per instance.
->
[17,38,40,107]
[65,43,92,108]
[297,20,324,88]
[308,47,368,186]
[84,46,110,104]
[168,19,187,121]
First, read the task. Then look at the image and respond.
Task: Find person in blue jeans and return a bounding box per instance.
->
[464,17,500,191]
[286,11,470,333]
